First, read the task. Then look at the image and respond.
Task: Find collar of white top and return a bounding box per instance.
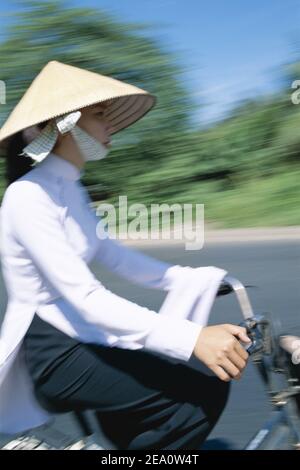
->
[35,152,84,181]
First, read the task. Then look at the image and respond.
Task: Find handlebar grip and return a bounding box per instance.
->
[216,281,233,296]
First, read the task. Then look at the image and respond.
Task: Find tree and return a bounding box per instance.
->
[0,0,196,197]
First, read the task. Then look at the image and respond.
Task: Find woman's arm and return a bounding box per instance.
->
[93,229,185,291]
[80,184,191,291]
[8,180,201,362]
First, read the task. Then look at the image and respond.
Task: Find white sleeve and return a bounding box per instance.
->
[93,229,177,290]
[80,183,179,291]
[9,181,201,362]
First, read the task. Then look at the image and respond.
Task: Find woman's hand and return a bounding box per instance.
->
[193,324,251,381]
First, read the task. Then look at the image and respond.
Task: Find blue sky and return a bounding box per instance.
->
[1,0,300,125]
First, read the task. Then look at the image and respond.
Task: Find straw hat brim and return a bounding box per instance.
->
[0,61,157,144]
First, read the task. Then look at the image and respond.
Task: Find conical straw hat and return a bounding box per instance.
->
[0,60,156,142]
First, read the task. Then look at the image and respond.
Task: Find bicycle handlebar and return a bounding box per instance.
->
[217,276,254,320]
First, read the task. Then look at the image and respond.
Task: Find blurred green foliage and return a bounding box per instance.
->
[0,0,299,228]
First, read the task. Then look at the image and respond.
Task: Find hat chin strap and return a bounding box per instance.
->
[20,111,111,163]
[20,120,59,162]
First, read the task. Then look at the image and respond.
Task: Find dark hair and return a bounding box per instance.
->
[4,131,34,185]
[4,121,49,186]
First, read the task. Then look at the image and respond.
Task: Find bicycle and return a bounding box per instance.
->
[2,275,300,450]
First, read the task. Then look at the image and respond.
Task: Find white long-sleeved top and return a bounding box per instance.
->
[0,152,203,434]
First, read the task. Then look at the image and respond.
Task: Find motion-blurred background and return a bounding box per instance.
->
[0,0,299,450]
[0,0,299,228]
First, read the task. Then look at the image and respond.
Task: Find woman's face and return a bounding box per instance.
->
[76,102,114,149]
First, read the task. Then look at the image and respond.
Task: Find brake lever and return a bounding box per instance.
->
[238,316,265,356]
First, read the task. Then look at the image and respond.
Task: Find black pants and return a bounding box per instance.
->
[24,315,230,450]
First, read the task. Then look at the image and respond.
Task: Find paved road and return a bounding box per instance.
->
[1,240,299,449]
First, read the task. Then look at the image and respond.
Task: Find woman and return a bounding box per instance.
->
[0,61,249,450]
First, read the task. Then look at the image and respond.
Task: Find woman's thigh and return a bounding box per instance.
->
[32,343,230,449]
[34,342,227,413]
